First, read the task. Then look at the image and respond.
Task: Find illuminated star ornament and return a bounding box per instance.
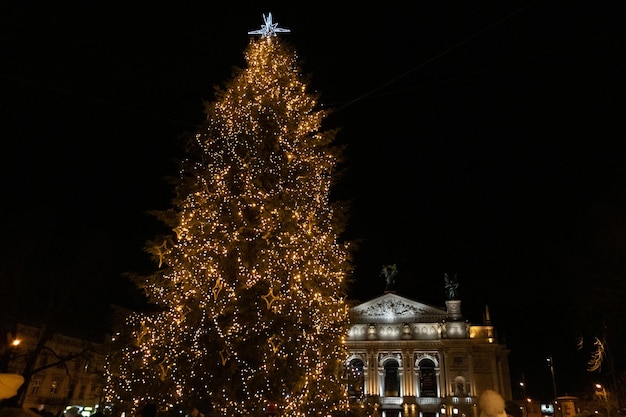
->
[248,12,290,37]
[262,287,280,309]
[212,275,223,300]
[268,336,282,353]
[219,348,231,366]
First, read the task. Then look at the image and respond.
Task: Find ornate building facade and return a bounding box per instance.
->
[344,291,512,417]
[5,324,106,416]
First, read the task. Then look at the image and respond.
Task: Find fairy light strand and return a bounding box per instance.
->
[104,34,351,417]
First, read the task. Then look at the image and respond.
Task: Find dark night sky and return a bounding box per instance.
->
[2,1,625,401]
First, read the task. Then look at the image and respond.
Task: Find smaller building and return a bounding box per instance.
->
[6,324,106,416]
[344,291,512,417]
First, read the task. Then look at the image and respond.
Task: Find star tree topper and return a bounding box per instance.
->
[248,12,290,37]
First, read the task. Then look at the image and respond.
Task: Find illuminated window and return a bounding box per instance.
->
[31,379,41,395]
[419,359,437,397]
[347,359,365,399]
[50,381,58,396]
[384,360,400,397]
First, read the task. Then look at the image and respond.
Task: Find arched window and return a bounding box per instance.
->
[384,360,400,397]
[347,358,365,399]
[418,358,437,397]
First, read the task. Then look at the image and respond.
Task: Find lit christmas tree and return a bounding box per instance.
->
[105,14,352,417]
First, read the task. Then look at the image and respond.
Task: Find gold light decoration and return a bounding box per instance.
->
[219,348,231,366]
[212,276,223,300]
[262,286,279,309]
[268,336,282,353]
[158,360,170,382]
[587,337,605,372]
[152,240,170,268]
[104,17,352,417]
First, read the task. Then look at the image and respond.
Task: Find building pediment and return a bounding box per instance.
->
[350,292,447,324]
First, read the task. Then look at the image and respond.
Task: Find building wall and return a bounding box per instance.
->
[8,294,511,417]
[345,293,512,417]
[6,324,106,416]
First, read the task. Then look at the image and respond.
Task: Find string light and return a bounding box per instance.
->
[104,34,351,417]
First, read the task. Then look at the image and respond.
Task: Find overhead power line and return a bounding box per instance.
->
[333,0,541,112]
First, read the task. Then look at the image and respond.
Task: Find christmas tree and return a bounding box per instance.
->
[105,14,352,417]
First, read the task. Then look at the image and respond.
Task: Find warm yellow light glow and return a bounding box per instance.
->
[11,339,20,347]
[104,34,351,417]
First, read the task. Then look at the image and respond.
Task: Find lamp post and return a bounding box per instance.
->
[519,378,528,417]
[1,337,21,373]
[547,355,558,417]
[594,383,610,417]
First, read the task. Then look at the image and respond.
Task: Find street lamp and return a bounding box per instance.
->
[519,379,528,417]
[547,355,558,417]
[594,383,610,417]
